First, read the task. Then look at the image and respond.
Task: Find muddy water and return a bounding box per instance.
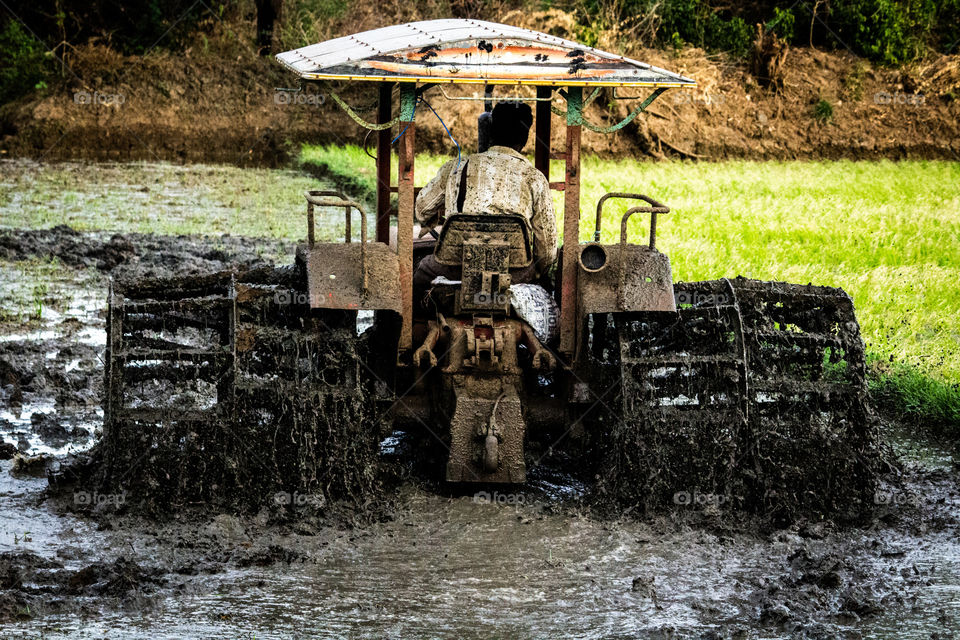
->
[1,161,959,639]
[5,471,960,639]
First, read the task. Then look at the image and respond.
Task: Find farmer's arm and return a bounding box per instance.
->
[415,159,455,226]
[529,170,558,275]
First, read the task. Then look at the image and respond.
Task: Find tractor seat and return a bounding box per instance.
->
[433,214,533,269]
[430,214,533,315]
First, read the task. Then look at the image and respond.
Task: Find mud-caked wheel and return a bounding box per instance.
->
[99,266,381,512]
[596,278,879,519]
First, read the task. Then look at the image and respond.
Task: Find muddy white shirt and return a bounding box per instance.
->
[415,145,558,275]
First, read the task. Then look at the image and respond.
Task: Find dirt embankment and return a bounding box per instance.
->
[1,30,958,164]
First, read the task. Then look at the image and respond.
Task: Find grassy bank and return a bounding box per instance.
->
[302,144,960,434]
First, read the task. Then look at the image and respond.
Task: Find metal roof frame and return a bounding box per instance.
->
[276,19,696,88]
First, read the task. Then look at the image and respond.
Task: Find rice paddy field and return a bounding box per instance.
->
[2,154,959,638]
[2,152,958,429]
[302,146,960,430]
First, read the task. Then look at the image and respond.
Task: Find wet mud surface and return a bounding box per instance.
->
[1,228,959,638]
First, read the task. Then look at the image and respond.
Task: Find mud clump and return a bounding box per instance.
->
[743,545,916,634]
[0,551,163,623]
[31,412,89,447]
[62,558,165,598]
[11,453,54,477]
[0,226,289,281]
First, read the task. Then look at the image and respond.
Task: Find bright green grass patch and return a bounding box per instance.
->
[302,144,960,430]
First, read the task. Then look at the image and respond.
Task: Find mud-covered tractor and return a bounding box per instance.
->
[102,20,876,515]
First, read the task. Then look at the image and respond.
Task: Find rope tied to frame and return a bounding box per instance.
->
[328,89,459,167]
[327,89,401,130]
[551,87,668,134]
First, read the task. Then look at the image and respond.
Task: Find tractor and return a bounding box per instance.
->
[100,20,876,515]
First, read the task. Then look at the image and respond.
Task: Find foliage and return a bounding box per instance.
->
[766,6,795,42]
[574,0,753,57]
[657,0,752,57]
[571,0,960,63]
[5,1,235,56]
[827,0,937,65]
[277,0,351,50]
[0,20,51,103]
[813,98,833,124]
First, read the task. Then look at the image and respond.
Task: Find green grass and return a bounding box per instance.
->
[0,257,101,327]
[302,144,960,433]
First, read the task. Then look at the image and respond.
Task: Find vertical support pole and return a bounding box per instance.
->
[396,83,417,355]
[376,81,393,244]
[307,202,315,247]
[559,86,582,359]
[534,86,552,181]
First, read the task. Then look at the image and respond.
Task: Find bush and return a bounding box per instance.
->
[574,0,958,64]
[766,6,796,42]
[658,0,753,56]
[576,0,754,57]
[814,98,834,124]
[0,20,51,103]
[828,0,937,65]
[10,1,222,56]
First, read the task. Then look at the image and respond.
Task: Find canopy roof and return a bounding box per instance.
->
[276,19,696,88]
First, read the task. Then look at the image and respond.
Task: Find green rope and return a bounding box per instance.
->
[551,87,668,134]
[328,90,401,131]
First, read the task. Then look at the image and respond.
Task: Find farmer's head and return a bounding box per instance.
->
[491,101,533,152]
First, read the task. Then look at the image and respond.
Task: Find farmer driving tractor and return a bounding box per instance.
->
[412,101,558,299]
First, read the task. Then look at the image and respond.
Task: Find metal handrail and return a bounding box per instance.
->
[304,190,369,293]
[595,192,669,247]
[620,198,670,251]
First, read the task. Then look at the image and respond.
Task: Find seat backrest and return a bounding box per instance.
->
[434,214,533,268]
